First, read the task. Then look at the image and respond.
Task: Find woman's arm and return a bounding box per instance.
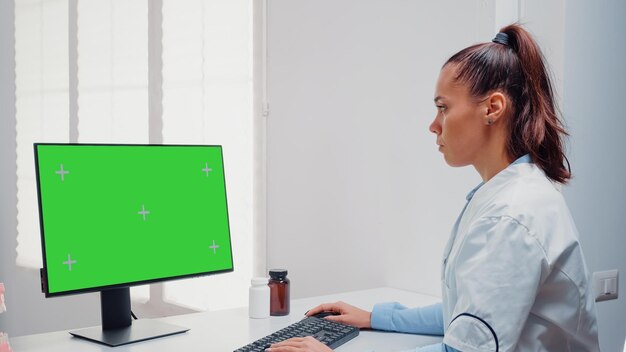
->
[371,302,444,335]
[268,302,454,352]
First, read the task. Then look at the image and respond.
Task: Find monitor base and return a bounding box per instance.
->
[69,319,189,347]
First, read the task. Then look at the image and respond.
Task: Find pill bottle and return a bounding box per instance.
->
[248,277,270,319]
[268,269,290,316]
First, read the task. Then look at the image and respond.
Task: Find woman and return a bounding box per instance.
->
[268,24,600,352]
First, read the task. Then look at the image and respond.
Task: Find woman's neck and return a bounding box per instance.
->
[473,128,513,182]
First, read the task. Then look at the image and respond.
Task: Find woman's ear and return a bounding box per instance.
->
[484,92,507,125]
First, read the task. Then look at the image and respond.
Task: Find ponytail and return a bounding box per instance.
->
[444,23,571,184]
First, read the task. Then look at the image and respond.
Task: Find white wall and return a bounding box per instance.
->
[562,1,626,351]
[266,0,490,299]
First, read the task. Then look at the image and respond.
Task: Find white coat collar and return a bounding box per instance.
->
[465,154,533,203]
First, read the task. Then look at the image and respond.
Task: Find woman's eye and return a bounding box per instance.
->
[436,105,446,112]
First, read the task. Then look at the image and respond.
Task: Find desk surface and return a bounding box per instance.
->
[10,287,442,351]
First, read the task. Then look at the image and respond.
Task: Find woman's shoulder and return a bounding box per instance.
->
[478,163,574,236]
[505,163,564,206]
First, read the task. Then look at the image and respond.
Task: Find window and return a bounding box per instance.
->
[15,0,255,312]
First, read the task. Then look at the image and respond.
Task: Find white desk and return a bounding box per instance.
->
[10,287,443,351]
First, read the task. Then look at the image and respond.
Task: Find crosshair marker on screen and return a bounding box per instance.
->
[63,254,77,271]
[138,204,150,221]
[55,164,70,181]
[202,162,213,177]
[209,240,219,254]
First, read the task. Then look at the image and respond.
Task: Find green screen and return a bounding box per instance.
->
[35,144,233,295]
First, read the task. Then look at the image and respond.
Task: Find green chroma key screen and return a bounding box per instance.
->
[35,144,233,296]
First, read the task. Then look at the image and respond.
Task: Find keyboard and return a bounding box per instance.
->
[234,316,359,351]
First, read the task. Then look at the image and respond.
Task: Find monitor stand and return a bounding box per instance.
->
[69,287,189,347]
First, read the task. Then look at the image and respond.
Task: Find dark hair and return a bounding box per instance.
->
[444,23,571,184]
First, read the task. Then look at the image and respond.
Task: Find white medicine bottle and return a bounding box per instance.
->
[248,277,270,319]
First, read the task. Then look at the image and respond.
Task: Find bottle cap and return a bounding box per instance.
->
[269,269,288,279]
[251,277,268,286]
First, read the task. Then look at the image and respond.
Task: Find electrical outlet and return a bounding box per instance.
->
[592,269,619,302]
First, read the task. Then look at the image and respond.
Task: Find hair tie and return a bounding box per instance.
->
[492,32,509,46]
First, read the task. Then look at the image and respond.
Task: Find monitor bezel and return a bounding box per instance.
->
[34,143,235,298]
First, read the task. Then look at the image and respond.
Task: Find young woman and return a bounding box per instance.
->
[267,24,600,352]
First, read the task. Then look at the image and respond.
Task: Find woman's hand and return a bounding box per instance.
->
[265,301,371,351]
[305,301,372,329]
[267,336,332,352]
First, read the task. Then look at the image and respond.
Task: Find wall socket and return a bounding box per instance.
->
[592,269,619,302]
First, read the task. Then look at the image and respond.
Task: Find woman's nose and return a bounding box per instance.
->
[429,117,440,135]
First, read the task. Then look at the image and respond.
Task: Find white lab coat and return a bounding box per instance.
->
[441,159,600,351]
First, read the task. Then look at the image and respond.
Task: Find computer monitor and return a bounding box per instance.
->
[34,143,234,346]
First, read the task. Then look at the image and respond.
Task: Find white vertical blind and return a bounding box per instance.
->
[15,0,69,268]
[76,0,148,143]
[15,0,254,312]
[161,0,253,311]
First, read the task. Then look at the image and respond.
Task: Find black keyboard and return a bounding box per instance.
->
[235,316,359,351]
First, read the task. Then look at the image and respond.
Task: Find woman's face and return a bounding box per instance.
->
[429,64,490,167]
